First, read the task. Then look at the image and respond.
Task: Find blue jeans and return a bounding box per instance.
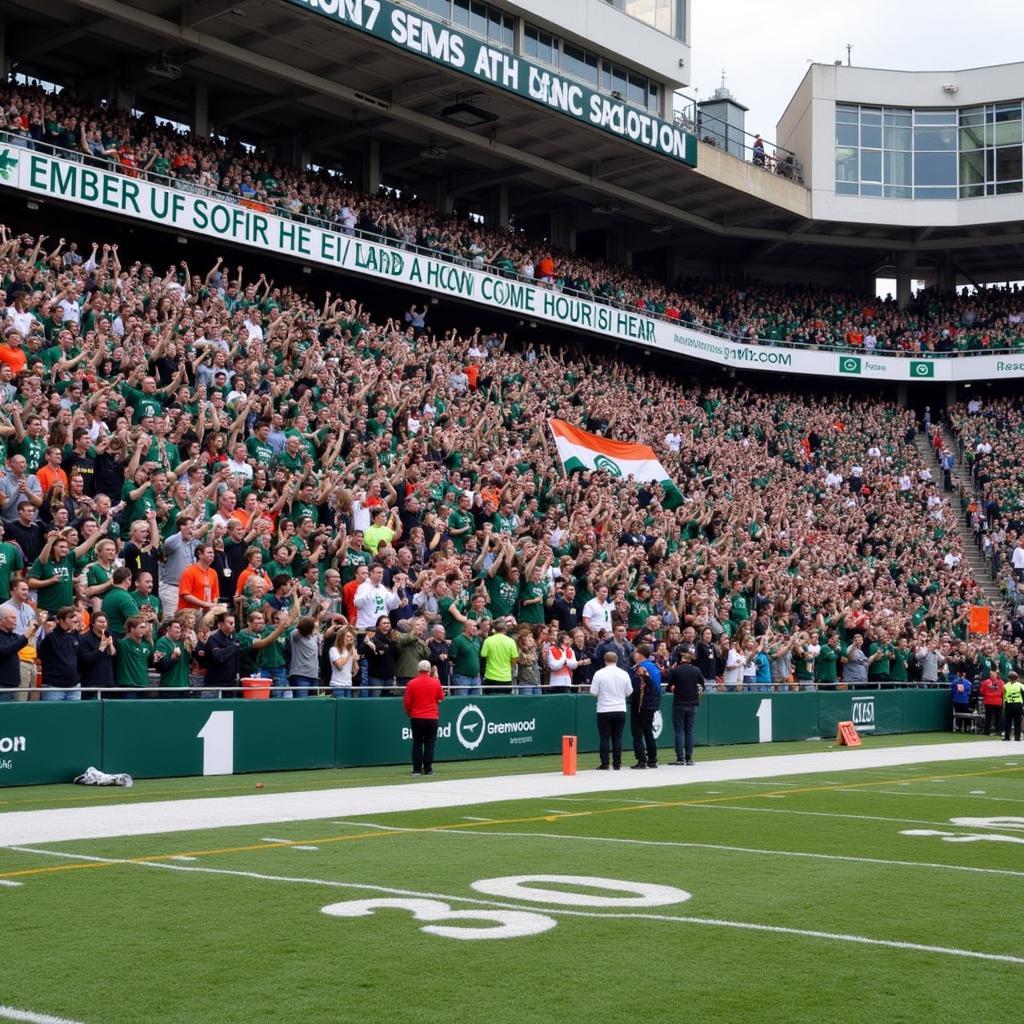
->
[517,685,541,695]
[260,667,291,699]
[331,686,354,697]
[451,673,482,697]
[42,688,81,702]
[0,689,16,702]
[290,674,318,698]
[363,676,391,698]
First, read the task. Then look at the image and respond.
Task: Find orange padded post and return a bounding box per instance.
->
[562,735,577,775]
[836,721,862,747]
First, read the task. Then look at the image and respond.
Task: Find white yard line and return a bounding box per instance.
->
[0,879,24,888]
[835,788,1024,804]
[6,847,1022,967]
[0,1007,89,1024]
[0,740,1011,847]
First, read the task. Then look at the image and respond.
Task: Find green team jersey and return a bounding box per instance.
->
[121,480,157,524]
[85,562,114,594]
[890,648,911,682]
[14,435,47,473]
[485,574,520,619]
[30,554,75,612]
[450,633,482,676]
[439,594,468,640]
[0,541,24,601]
[627,597,652,631]
[340,547,371,584]
[115,636,152,688]
[447,508,474,552]
[517,580,548,625]
[118,383,165,420]
[868,642,892,679]
[246,436,275,466]
[154,635,190,688]
[814,643,838,684]
[259,626,288,670]
[101,587,140,636]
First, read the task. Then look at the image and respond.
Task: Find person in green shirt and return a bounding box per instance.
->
[0,523,25,601]
[627,584,653,632]
[814,632,839,687]
[450,619,483,695]
[868,633,893,683]
[29,527,104,614]
[480,619,518,694]
[447,492,475,552]
[890,643,912,683]
[101,567,139,637]
[517,566,548,626]
[153,619,191,695]
[115,617,154,694]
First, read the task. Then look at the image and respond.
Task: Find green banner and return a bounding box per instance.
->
[817,690,904,737]
[337,694,575,767]
[0,702,102,786]
[102,700,336,779]
[285,0,697,166]
[707,691,820,745]
[901,688,951,732]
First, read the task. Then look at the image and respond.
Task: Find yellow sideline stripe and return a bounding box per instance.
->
[2,762,1020,881]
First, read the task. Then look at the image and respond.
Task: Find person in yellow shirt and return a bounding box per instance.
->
[1003,672,1023,742]
[480,618,518,695]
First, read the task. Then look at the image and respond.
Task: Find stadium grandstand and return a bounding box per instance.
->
[3,4,1024,1023]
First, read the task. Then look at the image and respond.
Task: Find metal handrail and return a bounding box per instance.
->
[4,131,1024,358]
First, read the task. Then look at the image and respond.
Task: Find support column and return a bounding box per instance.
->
[493,184,510,230]
[362,139,380,194]
[0,24,8,81]
[193,84,209,138]
[896,383,908,409]
[895,250,915,310]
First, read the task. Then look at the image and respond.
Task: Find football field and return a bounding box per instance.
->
[1,735,1021,1024]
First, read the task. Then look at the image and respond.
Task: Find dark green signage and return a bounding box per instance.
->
[286,0,698,166]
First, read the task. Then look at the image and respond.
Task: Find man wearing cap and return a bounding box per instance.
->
[667,643,704,765]
[1003,672,1023,742]
[403,660,444,776]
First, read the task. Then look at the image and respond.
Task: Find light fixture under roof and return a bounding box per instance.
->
[441,101,498,127]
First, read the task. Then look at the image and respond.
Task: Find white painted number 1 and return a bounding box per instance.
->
[198,711,234,776]
[756,698,773,744]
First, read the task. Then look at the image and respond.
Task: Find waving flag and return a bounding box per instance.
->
[548,419,683,508]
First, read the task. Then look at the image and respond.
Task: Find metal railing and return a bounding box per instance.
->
[5,130,1024,359]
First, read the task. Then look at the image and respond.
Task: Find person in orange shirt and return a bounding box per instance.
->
[235,547,272,599]
[177,542,220,612]
[536,253,555,281]
[0,327,27,374]
[36,446,69,494]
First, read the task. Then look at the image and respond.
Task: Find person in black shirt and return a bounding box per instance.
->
[64,428,97,496]
[0,604,27,700]
[667,644,705,765]
[6,502,47,566]
[78,611,117,699]
[203,611,242,697]
[550,581,580,633]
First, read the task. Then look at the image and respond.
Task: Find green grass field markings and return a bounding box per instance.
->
[3,760,1021,881]
[5,845,1024,966]
[834,787,1024,803]
[0,1005,88,1024]
[901,829,1024,846]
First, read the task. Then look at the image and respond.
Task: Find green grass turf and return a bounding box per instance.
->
[1,749,1021,1024]
[0,730,988,812]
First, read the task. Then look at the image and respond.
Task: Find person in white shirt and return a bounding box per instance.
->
[1012,543,1024,580]
[824,470,843,490]
[722,640,748,691]
[582,584,614,634]
[589,651,633,769]
[329,627,359,695]
[353,565,401,630]
[546,633,578,694]
[664,431,682,454]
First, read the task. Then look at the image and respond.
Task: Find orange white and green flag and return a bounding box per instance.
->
[548,418,683,508]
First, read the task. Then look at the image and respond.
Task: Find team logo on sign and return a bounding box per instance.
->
[910,360,936,378]
[652,710,663,740]
[839,356,862,375]
[593,455,623,477]
[456,704,486,751]
[851,696,876,732]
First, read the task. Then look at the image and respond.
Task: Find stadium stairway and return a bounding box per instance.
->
[913,428,1002,606]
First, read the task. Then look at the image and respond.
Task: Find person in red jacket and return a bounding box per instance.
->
[980,670,1005,736]
[403,660,444,776]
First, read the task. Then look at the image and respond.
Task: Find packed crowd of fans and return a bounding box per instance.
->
[4,80,1024,357]
[0,214,1021,704]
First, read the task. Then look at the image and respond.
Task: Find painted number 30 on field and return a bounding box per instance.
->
[321,875,691,941]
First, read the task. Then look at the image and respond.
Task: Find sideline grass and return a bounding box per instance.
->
[0,731,987,812]
[1,753,1020,1024]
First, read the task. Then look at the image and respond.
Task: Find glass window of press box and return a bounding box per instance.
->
[417,0,515,49]
[836,102,1024,199]
[524,26,660,113]
[605,0,684,39]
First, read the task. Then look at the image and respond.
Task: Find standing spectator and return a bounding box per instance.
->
[427,624,451,691]
[361,616,397,697]
[101,567,138,638]
[0,603,27,701]
[37,606,81,701]
[153,619,190,698]
[404,660,444,776]
[449,617,482,696]
[515,629,542,695]
[115,616,154,699]
[980,671,1005,736]
[202,611,242,698]
[1003,672,1023,741]
[6,501,46,565]
[546,631,578,694]
[0,455,42,522]
[328,626,359,697]
[393,617,431,693]
[161,517,199,613]
[589,651,633,771]
[629,645,662,770]
[288,616,322,698]
[178,542,220,613]
[0,519,25,602]
[7,578,41,702]
[667,644,703,765]
[480,618,518,694]
[78,611,116,699]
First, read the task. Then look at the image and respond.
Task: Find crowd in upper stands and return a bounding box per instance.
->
[0,203,1022,702]
[4,80,1024,358]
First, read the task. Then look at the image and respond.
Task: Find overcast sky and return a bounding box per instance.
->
[689,0,1024,145]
